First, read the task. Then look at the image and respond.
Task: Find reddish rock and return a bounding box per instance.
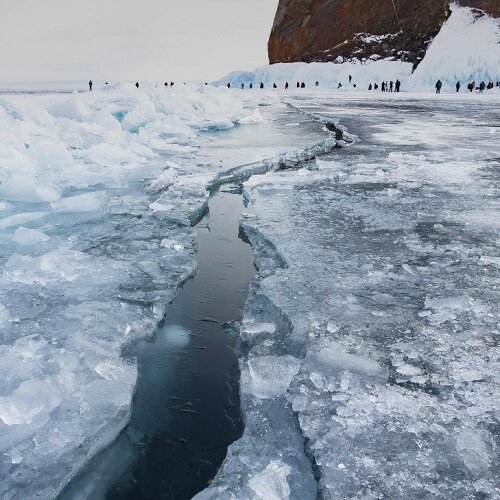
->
[268,0,499,68]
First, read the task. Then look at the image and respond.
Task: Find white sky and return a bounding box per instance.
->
[0,0,279,82]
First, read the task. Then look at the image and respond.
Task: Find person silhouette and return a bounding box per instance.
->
[89,80,93,91]
[135,82,139,89]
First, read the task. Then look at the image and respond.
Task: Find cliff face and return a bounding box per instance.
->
[268,0,499,67]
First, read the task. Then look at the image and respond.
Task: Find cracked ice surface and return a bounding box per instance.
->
[0,85,329,499]
[201,94,500,499]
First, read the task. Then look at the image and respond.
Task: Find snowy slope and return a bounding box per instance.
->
[410,4,500,89]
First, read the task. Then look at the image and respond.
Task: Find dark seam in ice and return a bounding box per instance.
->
[283,99,357,146]
[57,102,353,499]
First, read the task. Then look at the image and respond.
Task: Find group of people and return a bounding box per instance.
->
[437,79,499,94]
[227,81,314,90]
[88,77,499,94]
[368,80,401,92]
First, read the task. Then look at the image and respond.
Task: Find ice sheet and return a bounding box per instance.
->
[204,93,500,499]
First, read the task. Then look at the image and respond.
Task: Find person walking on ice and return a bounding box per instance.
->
[435,80,442,94]
[456,81,461,92]
[89,80,93,91]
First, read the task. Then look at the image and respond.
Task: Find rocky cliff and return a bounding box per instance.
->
[268,0,500,68]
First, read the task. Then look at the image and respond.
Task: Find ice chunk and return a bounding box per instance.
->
[248,460,292,500]
[244,355,301,399]
[51,192,108,214]
[239,109,265,125]
[13,227,50,245]
[456,430,492,474]
[0,211,48,230]
[147,167,177,193]
[0,380,61,426]
[316,342,387,380]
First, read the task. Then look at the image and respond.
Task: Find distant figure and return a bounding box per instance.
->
[135,82,139,89]
[467,82,474,92]
[381,82,386,92]
[285,82,289,90]
[374,83,379,90]
[349,75,352,83]
[273,83,277,89]
[353,84,357,88]
[456,81,461,92]
[241,83,245,89]
[227,83,231,89]
[479,81,486,93]
[435,80,442,94]
[301,82,305,89]
[487,81,494,90]
[395,80,401,92]
[297,82,300,88]
[170,81,175,86]
[368,83,373,90]
[105,82,109,85]
[337,83,342,89]
[250,83,253,89]
[260,82,264,89]
[315,81,319,87]
[389,81,394,92]
[89,80,93,91]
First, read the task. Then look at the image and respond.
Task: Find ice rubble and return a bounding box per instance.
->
[0,83,273,499]
[198,95,500,498]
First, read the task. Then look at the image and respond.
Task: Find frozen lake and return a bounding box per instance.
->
[1,87,499,499]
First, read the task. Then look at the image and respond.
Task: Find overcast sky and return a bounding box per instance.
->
[0,0,279,82]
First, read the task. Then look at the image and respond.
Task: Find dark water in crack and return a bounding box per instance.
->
[59,189,255,500]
